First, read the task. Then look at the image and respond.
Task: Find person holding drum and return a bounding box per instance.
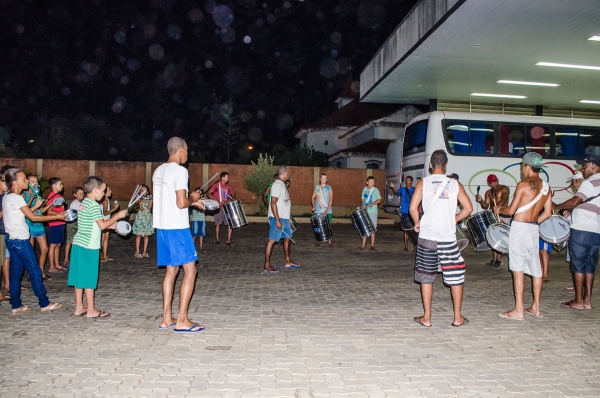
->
[494,152,552,320]
[153,137,205,333]
[410,150,473,327]
[388,176,415,252]
[311,173,333,248]
[207,172,236,246]
[359,176,381,251]
[553,155,600,310]
[264,165,298,274]
[476,174,510,268]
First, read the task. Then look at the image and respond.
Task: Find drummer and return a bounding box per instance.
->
[359,176,381,251]
[494,152,552,320]
[207,172,236,245]
[476,174,510,268]
[388,176,414,252]
[311,173,333,248]
[264,166,298,274]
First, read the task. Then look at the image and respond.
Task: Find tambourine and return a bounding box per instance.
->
[115,221,132,236]
[63,210,78,222]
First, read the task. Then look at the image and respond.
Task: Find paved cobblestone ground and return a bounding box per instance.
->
[1,223,599,397]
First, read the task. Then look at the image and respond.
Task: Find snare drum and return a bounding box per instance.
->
[485,223,510,254]
[289,215,299,233]
[311,213,333,242]
[350,207,376,238]
[115,221,132,236]
[456,226,469,252]
[465,210,499,251]
[203,199,220,216]
[539,215,571,244]
[223,200,248,228]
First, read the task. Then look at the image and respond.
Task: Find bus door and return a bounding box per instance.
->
[384,139,403,213]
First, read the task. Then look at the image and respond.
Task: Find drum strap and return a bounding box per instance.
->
[364,188,374,206]
[428,178,450,209]
[515,181,549,214]
[317,185,326,209]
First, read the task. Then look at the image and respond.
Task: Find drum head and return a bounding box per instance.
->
[52,197,65,207]
[485,223,510,254]
[540,216,570,244]
[63,210,77,222]
[116,221,132,236]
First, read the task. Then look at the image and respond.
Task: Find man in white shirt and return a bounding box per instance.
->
[554,154,600,310]
[264,165,298,274]
[153,137,205,333]
[409,150,473,327]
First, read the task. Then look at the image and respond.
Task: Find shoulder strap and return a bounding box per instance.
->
[364,188,374,205]
[515,181,550,214]
[429,178,449,209]
[405,187,413,199]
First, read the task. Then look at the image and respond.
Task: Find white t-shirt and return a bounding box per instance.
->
[70,199,82,211]
[268,179,291,220]
[571,173,600,234]
[3,193,31,240]
[419,175,459,242]
[152,162,190,229]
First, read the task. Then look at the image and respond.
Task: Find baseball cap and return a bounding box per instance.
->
[447,173,459,180]
[567,171,584,181]
[522,152,545,168]
[576,154,600,167]
[487,174,498,183]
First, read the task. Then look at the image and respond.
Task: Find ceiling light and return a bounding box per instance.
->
[536,62,600,71]
[471,93,526,99]
[498,80,559,87]
[580,100,600,104]
[588,36,600,41]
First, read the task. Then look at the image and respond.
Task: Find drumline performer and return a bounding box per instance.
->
[476,174,510,268]
[388,176,415,252]
[311,173,333,248]
[494,152,552,320]
[207,172,236,245]
[359,176,381,251]
[410,150,473,327]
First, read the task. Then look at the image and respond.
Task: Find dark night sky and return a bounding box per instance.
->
[0,0,418,162]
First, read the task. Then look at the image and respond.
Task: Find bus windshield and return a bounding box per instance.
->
[403,120,428,155]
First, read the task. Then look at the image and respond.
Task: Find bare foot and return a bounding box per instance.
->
[402,247,408,252]
[86,309,110,318]
[525,307,542,318]
[160,317,177,329]
[328,242,334,248]
[357,246,365,250]
[499,309,524,320]
[74,307,87,316]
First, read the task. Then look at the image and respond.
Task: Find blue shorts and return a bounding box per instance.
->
[48,224,65,244]
[191,221,206,237]
[30,229,46,238]
[156,228,198,266]
[268,217,292,242]
[539,238,552,254]
[569,229,600,274]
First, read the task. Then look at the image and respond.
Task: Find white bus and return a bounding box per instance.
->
[388,110,600,213]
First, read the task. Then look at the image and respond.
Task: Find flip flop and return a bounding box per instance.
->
[498,312,524,321]
[48,269,67,275]
[525,308,543,318]
[451,317,469,327]
[73,311,87,316]
[40,302,63,313]
[173,323,205,333]
[0,299,11,306]
[262,269,279,275]
[226,241,234,246]
[560,301,584,310]
[284,264,300,269]
[87,310,110,318]
[142,253,149,258]
[158,322,176,330]
[12,305,31,314]
[414,316,431,327]
[134,253,143,258]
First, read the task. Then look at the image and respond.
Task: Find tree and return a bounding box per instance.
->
[214,99,244,164]
[243,153,275,215]
[273,144,329,166]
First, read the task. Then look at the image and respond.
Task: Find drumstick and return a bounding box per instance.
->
[267,217,296,244]
[198,173,220,193]
[27,182,44,203]
[476,186,480,212]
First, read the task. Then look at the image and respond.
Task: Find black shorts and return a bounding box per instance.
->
[48,224,66,244]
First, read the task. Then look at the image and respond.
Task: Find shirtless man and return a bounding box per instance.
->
[476,174,510,268]
[494,153,552,320]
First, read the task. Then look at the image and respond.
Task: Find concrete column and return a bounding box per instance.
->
[145,162,152,186]
[313,167,320,187]
[36,159,43,178]
[89,160,95,176]
[203,163,209,185]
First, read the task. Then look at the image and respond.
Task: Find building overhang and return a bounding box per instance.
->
[360,0,600,110]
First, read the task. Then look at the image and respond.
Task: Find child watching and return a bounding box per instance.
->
[3,168,65,314]
[63,187,84,266]
[191,187,206,253]
[359,176,381,251]
[100,185,119,262]
[68,176,127,317]
[133,185,154,258]
[23,175,52,280]
[46,177,67,274]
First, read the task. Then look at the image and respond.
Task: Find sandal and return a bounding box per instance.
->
[134,253,143,258]
[40,302,63,313]
[142,253,149,258]
[12,305,31,314]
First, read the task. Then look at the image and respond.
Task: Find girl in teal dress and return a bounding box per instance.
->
[132,185,154,258]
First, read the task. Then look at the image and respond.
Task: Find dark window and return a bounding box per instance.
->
[324,140,329,146]
[403,120,428,155]
[336,161,342,167]
[366,162,379,169]
[444,121,494,155]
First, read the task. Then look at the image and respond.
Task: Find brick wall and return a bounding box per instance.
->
[0,158,385,210]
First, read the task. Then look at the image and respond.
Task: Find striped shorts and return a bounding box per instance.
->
[415,238,465,286]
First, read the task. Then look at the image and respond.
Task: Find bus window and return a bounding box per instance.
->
[499,124,525,156]
[403,120,428,155]
[444,121,494,155]
[581,127,600,157]
[525,125,550,156]
[555,126,581,158]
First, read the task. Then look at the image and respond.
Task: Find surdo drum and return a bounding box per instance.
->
[311,213,333,242]
[539,215,571,244]
[350,207,376,238]
[456,226,469,252]
[289,215,299,233]
[223,200,248,229]
[465,210,499,251]
[485,223,510,254]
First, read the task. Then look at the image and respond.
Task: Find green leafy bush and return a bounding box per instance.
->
[243,153,275,215]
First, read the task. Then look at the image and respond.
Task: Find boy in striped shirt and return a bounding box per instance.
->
[67,176,127,318]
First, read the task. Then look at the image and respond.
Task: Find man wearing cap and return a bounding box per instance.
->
[494,152,552,320]
[476,174,511,268]
[553,155,600,310]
